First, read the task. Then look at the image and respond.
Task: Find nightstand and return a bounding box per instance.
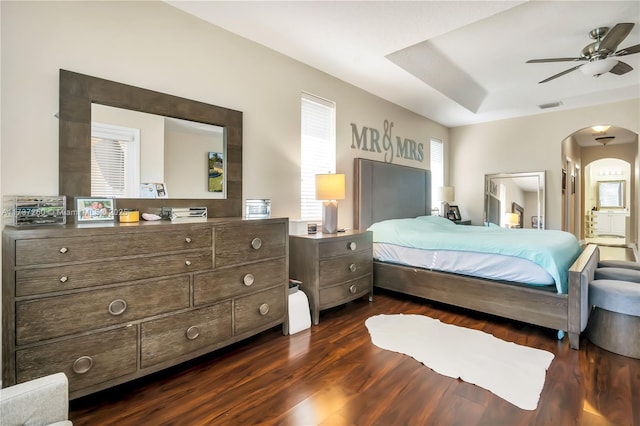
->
[453,220,472,225]
[289,230,373,324]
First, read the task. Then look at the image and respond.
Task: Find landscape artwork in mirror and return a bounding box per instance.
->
[208,152,224,193]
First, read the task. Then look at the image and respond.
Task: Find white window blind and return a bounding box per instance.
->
[91,123,140,198]
[430,138,444,211]
[300,93,336,220]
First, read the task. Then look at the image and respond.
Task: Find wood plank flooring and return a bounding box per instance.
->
[69,287,640,425]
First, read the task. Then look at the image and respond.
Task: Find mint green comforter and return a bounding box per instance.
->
[368,216,583,293]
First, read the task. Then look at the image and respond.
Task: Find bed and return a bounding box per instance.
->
[353,158,599,349]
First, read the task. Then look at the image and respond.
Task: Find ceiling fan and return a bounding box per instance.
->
[526,22,640,83]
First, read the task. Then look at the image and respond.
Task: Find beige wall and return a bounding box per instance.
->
[0,1,447,230]
[450,99,640,235]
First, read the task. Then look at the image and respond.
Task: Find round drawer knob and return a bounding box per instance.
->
[251,238,262,250]
[108,299,127,316]
[259,303,270,316]
[185,260,192,266]
[186,326,200,340]
[349,284,357,294]
[348,242,357,251]
[349,263,357,272]
[72,356,93,374]
[59,247,68,254]
[243,273,255,286]
[59,276,68,283]
[185,237,192,243]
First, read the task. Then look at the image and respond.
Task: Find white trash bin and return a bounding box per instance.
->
[288,280,311,334]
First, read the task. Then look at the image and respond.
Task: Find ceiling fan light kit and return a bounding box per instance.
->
[526,22,639,83]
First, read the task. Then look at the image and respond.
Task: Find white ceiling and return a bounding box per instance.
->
[167,1,640,136]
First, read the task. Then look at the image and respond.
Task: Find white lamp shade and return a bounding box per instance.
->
[315,173,345,200]
[580,58,617,77]
[436,186,455,202]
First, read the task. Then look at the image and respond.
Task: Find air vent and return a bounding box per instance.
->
[538,101,563,109]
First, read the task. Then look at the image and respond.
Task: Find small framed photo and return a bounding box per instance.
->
[532,215,544,229]
[449,205,461,221]
[140,182,168,199]
[76,197,116,222]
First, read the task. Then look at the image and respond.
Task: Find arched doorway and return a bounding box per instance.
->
[561,125,638,253]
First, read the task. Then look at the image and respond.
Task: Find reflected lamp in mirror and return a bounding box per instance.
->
[436,186,455,217]
[315,173,345,234]
[505,212,519,229]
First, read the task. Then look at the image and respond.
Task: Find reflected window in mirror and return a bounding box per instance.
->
[91,122,140,197]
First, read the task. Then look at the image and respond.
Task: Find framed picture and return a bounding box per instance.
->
[76,197,115,222]
[449,205,461,221]
[532,215,544,229]
[562,168,567,194]
[139,182,168,199]
[208,151,224,193]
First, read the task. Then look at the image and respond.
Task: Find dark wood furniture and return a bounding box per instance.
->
[58,69,243,220]
[2,218,288,399]
[453,219,472,225]
[353,157,599,349]
[289,230,373,324]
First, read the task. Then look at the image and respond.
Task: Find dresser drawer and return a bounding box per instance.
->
[15,227,212,266]
[319,275,372,307]
[318,232,372,259]
[16,276,190,344]
[234,286,285,336]
[141,302,233,368]
[319,250,373,287]
[194,258,286,306]
[16,250,212,296]
[215,222,286,267]
[16,326,137,394]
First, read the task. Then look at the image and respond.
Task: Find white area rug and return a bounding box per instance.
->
[365,314,554,410]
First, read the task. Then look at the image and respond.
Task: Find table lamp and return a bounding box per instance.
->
[436,186,455,217]
[505,212,519,228]
[315,173,345,234]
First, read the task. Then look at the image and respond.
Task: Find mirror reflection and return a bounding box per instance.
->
[597,180,625,209]
[484,171,546,229]
[91,104,226,199]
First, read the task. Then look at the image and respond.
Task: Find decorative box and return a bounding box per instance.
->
[245,199,271,219]
[3,195,67,226]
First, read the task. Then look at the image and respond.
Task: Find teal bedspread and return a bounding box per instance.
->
[368,216,583,293]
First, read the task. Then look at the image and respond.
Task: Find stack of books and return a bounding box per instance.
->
[162,207,207,223]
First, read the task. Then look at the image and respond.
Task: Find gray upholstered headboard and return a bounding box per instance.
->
[354,158,431,230]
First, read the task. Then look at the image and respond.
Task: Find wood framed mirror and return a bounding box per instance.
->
[58,69,242,220]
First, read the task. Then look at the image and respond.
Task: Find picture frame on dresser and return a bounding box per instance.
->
[76,197,116,222]
[449,205,461,221]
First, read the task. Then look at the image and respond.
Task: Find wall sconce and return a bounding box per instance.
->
[436,186,455,217]
[315,173,345,234]
[505,212,519,229]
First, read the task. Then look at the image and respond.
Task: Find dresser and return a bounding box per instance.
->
[289,230,373,324]
[2,218,288,399]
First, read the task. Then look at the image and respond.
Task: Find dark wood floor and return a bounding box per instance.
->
[70,287,640,425]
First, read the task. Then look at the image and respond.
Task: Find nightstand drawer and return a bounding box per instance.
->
[193,258,286,306]
[319,276,372,307]
[16,326,137,394]
[16,276,190,345]
[234,286,285,336]
[319,233,372,258]
[319,250,373,287]
[141,302,233,368]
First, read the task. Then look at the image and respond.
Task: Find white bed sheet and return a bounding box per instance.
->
[374,242,555,286]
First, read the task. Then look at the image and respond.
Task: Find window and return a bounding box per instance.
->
[430,138,444,212]
[300,93,336,220]
[91,122,140,197]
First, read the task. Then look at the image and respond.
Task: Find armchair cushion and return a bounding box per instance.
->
[0,372,72,426]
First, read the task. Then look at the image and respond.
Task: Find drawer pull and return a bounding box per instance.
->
[243,273,255,286]
[251,238,262,250]
[185,260,192,266]
[72,356,93,374]
[59,247,68,254]
[108,299,127,316]
[349,263,357,272]
[59,276,69,283]
[259,303,270,316]
[348,241,357,251]
[349,284,357,294]
[186,326,200,340]
[185,237,192,243]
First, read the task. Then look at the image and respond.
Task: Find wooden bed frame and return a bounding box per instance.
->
[353,158,599,349]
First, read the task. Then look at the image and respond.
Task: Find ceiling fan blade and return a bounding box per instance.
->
[609,60,633,75]
[614,43,640,56]
[599,23,634,53]
[526,57,583,63]
[538,64,583,84]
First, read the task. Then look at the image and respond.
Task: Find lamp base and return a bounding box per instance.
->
[321,200,338,234]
